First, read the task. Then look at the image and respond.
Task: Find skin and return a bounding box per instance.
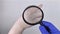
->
[8,4,43,34]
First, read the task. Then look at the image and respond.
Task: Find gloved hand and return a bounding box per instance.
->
[39,21,60,34]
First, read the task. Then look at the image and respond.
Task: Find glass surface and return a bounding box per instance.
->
[24,7,42,24]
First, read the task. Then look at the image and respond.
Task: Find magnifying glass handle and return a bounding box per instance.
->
[40,23,51,33]
[43,25,51,33]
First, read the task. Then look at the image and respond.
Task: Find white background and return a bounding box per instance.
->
[0,0,60,34]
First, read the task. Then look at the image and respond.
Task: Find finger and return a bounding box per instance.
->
[39,26,49,34]
[38,4,43,8]
[42,21,59,33]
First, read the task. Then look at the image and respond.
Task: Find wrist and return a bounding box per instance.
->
[8,16,31,34]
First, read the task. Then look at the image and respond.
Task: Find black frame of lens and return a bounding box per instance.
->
[22,5,44,25]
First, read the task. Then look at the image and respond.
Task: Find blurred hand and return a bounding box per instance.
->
[8,4,43,34]
[39,21,60,34]
[19,4,43,29]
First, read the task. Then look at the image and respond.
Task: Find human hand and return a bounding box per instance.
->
[20,4,43,29]
[8,4,43,34]
[39,21,60,34]
[24,4,43,23]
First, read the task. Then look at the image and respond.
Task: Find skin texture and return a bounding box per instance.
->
[24,7,42,23]
[8,4,43,34]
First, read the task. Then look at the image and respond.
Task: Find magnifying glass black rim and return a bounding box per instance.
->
[22,5,44,25]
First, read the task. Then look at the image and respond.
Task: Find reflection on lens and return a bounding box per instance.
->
[24,7,42,24]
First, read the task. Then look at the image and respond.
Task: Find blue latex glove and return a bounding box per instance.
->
[39,21,60,34]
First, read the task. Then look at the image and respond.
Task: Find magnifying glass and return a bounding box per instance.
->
[22,5,44,25]
[22,5,51,33]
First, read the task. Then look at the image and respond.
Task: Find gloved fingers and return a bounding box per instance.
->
[39,26,49,34]
[42,21,59,33]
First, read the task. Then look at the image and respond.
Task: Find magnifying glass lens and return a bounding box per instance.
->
[22,6,44,25]
[24,7,42,24]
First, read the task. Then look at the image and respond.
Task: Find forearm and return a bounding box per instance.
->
[8,16,31,34]
[8,22,23,34]
[8,17,25,34]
